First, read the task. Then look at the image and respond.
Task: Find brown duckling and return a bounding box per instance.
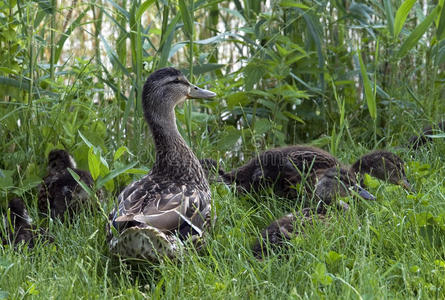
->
[2,198,35,247]
[38,149,94,221]
[201,146,341,198]
[108,67,216,261]
[350,150,412,191]
[408,120,445,149]
[251,208,321,258]
[251,166,377,258]
[202,148,411,197]
[1,198,54,248]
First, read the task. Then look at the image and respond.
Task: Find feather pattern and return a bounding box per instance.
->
[108,67,216,261]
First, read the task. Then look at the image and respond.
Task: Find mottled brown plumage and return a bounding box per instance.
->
[408,120,445,149]
[202,148,411,199]
[204,146,340,197]
[38,149,94,221]
[351,150,411,191]
[2,198,53,248]
[251,208,327,258]
[109,67,216,261]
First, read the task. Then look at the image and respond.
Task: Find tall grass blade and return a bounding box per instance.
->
[136,0,156,20]
[54,9,88,63]
[397,7,438,58]
[383,0,395,37]
[358,51,376,121]
[394,0,416,39]
[179,0,193,39]
[437,3,445,40]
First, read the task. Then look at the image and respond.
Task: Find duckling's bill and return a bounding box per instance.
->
[187,85,216,99]
[399,178,413,192]
[352,184,376,200]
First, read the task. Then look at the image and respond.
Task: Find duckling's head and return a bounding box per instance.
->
[7,198,31,226]
[47,149,76,174]
[142,67,216,125]
[351,150,412,191]
[314,167,375,206]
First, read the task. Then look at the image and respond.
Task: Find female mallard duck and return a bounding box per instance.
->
[38,149,94,221]
[108,67,216,261]
[252,166,364,258]
[408,120,445,149]
[201,148,411,198]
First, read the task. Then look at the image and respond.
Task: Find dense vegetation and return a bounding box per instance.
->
[1,0,444,298]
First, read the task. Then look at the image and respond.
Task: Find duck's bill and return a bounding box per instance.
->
[353,184,376,200]
[188,85,216,99]
[399,178,414,192]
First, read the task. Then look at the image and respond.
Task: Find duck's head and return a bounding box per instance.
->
[314,167,375,206]
[142,67,216,122]
[47,149,76,174]
[351,150,412,191]
[7,198,31,226]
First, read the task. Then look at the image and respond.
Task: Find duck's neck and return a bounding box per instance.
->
[146,110,205,183]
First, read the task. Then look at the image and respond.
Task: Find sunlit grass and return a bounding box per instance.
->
[1,140,445,298]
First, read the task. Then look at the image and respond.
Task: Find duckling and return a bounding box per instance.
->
[251,166,376,258]
[2,198,35,247]
[350,150,412,191]
[251,208,321,258]
[202,148,411,197]
[202,146,341,197]
[408,120,445,149]
[108,67,216,261]
[38,149,94,221]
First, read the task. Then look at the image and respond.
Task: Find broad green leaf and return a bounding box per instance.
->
[136,0,156,21]
[96,162,138,189]
[394,0,416,39]
[88,148,101,181]
[397,7,439,58]
[179,0,193,38]
[358,52,376,120]
[253,118,272,134]
[280,0,310,9]
[67,168,94,197]
[78,130,94,150]
[113,146,129,161]
[283,111,305,123]
[169,42,187,59]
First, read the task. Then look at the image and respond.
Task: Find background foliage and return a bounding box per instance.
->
[0,0,445,298]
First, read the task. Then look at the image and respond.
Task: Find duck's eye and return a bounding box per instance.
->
[171,79,185,84]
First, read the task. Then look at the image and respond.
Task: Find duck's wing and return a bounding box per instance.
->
[113,176,209,234]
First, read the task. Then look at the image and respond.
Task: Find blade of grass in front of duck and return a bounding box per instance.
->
[358,47,377,145]
[179,0,195,149]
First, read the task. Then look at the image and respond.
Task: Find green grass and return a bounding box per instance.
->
[0,0,444,298]
[1,140,445,299]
